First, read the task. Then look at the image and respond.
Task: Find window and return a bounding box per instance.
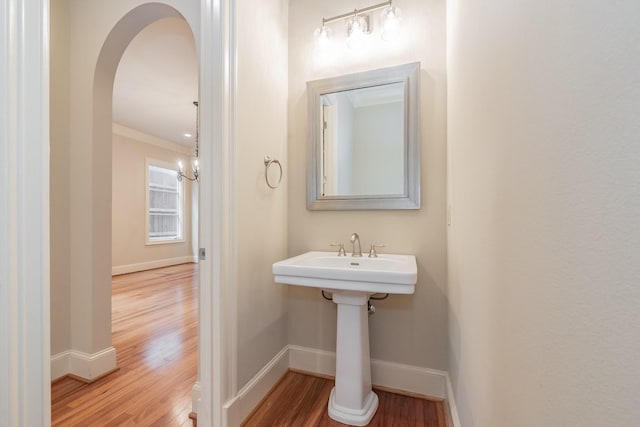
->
[147,163,183,243]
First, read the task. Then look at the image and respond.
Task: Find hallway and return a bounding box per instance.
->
[51,263,198,426]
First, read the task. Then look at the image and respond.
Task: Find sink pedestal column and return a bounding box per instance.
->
[328,291,378,426]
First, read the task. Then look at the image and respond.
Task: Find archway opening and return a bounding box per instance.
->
[51,4,203,425]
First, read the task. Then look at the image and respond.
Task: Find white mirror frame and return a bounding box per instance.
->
[307,62,421,210]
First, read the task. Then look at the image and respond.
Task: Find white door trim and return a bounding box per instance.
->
[0,0,51,425]
[199,0,238,425]
[2,0,238,426]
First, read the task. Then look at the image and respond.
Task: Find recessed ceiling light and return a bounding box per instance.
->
[184,133,193,138]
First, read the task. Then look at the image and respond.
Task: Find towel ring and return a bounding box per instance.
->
[264,156,283,189]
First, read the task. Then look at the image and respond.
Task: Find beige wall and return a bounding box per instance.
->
[51,0,199,357]
[50,0,71,355]
[236,0,290,388]
[447,0,640,425]
[287,0,448,370]
[52,0,290,395]
[112,128,195,271]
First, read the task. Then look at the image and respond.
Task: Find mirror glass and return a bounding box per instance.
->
[307,62,420,210]
[321,82,404,197]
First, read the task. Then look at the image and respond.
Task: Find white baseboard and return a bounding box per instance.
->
[445,373,462,427]
[223,346,290,426]
[287,345,336,378]
[51,351,72,381]
[288,345,448,399]
[111,256,197,276]
[372,359,447,399]
[144,344,458,427]
[191,381,202,415]
[51,346,117,382]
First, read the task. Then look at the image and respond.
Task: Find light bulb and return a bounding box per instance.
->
[193,158,199,171]
[346,15,368,50]
[178,161,184,172]
[314,24,332,49]
[381,5,402,41]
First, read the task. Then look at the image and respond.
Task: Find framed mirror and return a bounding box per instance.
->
[307,62,421,210]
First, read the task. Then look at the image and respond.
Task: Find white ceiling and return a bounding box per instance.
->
[113,18,197,147]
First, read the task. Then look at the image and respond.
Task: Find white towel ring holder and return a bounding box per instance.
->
[264,156,283,189]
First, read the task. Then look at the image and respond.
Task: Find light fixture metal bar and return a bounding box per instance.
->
[322,0,392,26]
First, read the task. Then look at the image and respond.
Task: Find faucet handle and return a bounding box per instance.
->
[330,243,346,256]
[368,243,386,258]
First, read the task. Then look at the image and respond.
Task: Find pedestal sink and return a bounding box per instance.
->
[272,251,417,426]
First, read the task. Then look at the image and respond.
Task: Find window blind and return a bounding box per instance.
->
[148,165,182,241]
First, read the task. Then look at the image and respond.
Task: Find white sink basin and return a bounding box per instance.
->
[272,251,417,294]
[273,249,418,425]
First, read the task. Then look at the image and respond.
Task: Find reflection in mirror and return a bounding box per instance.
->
[307,62,421,210]
[321,82,404,197]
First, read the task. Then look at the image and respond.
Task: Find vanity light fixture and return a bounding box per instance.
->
[314,0,402,49]
[177,101,200,183]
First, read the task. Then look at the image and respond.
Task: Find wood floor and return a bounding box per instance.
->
[52,264,445,427]
[51,263,198,426]
[243,371,447,427]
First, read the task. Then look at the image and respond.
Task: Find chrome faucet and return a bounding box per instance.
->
[350,233,362,257]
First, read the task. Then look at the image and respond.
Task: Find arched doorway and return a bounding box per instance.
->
[2,0,234,425]
[87,3,236,425]
[51,13,201,426]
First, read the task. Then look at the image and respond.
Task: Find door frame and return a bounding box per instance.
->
[0,0,51,425]
[199,0,238,425]
[0,0,237,426]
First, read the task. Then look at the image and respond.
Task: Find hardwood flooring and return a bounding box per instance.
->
[242,371,447,427]
[52,264,445,427]
[51,263,198,426]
